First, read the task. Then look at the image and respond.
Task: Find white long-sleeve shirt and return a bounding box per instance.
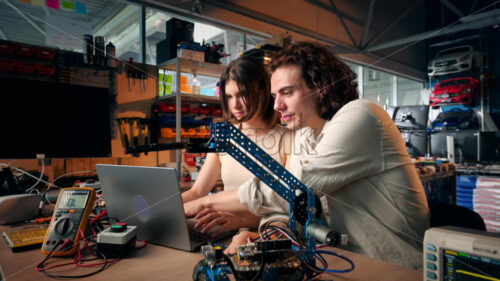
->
[238,99,430,269]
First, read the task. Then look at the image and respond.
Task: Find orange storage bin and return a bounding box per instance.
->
[161,128,176,138]
[184,128,197,138]
[195,127,210,138]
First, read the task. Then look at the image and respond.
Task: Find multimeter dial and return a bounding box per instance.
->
[55,218,75,236]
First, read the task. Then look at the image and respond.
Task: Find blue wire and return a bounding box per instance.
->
[316,250,355,273]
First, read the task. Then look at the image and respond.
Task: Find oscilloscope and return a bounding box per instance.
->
[423,226,500,281]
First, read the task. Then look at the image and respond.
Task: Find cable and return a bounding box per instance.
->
[80,230,97,257]
[251,247,266,281]
[40,251,109,279]
[0,163,52,187]
[315,250,355,273]
[223,254,242,281]
[36,239,64,269]
[36,237,114,279]
[24,158,44,192]
[135,240,148,250]
[44,170,97,192]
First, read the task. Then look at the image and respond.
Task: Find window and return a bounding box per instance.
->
[95,4,141,63]
[344,61,362,97]
[397,77,425,106]
[144,8,264,66]
[363,68,396,107]
[0,0,140,62]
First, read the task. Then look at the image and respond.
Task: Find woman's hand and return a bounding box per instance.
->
[184,197,205,218]
[224,231,260,254]
[195,208,242,237]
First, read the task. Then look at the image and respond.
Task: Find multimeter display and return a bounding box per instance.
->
[58,192,89,209]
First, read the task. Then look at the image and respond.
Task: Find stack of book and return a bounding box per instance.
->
[457,175,500,232]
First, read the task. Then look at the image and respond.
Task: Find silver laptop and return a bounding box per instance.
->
[96,164,230,251]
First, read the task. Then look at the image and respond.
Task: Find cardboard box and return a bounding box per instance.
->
[177,49,204,62]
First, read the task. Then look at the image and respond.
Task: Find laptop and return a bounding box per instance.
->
[96,164,231,251]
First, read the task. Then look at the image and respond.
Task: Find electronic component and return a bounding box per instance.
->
[97,223,137,258]
[41,187,96,256]
[307,223,347,247]
[2,225,48,252]
[423,226,500,281]
[195,243,302,281]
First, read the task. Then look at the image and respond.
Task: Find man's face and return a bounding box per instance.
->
[271,65,321,130]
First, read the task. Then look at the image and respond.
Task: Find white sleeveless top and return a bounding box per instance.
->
[219,124,287,191]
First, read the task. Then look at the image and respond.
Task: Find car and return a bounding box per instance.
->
[430,77,480,108]
[430,109,479,131]
[427,45,483,77]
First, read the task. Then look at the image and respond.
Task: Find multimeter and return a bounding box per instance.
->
[41,187,96,256]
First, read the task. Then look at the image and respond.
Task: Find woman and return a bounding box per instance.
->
[182,56,291,236]
[195,42,430,270]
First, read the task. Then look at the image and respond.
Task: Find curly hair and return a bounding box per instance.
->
[219,56,277,125]
[269,41,359,120]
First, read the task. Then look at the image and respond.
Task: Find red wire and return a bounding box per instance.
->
[36,239,74,271]
[88,210,108,238]
[74,247,82,264]
[135,240,147,250]
[76,257,120,267]
[80,230,97,257]
[89,210,108,225]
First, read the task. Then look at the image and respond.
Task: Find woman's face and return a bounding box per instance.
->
[225,80,247,120]
[271,65,321,130]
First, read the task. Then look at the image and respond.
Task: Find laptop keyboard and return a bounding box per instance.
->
[189,230,214,245]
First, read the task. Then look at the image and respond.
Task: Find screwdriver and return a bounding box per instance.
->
[143,124,149,146]
[133,119,139,147]
[32,217,52,223]
[121,119,130,148]
[143,124,149,155]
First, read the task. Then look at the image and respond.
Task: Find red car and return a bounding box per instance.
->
[430,77,480,108]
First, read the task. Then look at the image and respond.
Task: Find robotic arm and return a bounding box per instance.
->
[208,122,341,248]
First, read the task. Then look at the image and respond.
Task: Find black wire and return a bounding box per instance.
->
[251,248,266,281]
[39,250,109,279]
[223,254,242,281]
[38,239,63,267]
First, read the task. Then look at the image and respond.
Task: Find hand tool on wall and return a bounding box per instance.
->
[119,119,130,148]
[132,119,139,147]
[143,123,149,155]
[127,68,132,91]
[143,123,149,146]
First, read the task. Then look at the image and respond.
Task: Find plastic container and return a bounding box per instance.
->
[192,75,201,95]
[106,42,116,67]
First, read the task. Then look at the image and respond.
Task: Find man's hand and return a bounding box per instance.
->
[224,230,260,254]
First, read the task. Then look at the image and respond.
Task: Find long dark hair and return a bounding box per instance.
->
[219,56,276,125]
[269,41,359,120]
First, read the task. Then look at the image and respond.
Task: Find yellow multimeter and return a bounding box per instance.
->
[41,187,96,256]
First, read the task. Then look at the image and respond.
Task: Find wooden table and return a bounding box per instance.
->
[0,224,422,281]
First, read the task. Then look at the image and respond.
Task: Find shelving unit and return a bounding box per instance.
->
[157,57,226,178]
[427,34,490,131]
